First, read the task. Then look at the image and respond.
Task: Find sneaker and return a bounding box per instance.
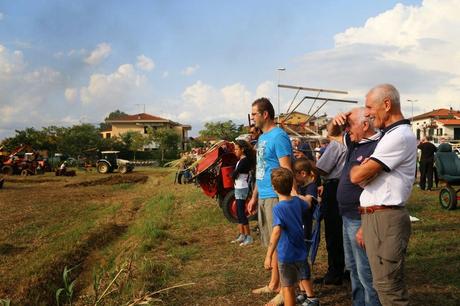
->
[240,235,253,246]
[231,234,245,244]
[296,293,307,304]
[302,297,320,306]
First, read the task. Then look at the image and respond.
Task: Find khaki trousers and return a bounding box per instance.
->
[258,197,279,247]
[362,208,411,306]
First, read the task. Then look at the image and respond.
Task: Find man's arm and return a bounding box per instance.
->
[349,158,383,186]
[327,112,350,143]
[264,225,281,270]
[247,184,258,215]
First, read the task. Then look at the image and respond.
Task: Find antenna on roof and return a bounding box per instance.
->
[135,104,146,113]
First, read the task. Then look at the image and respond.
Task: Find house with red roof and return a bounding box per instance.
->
[411,108,460,142]
[101,113,191,150]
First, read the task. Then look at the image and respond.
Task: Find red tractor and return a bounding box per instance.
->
[194,141,255,223]
[1,145,44,176]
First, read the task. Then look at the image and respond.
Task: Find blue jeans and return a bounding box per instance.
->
[343,216,381,306]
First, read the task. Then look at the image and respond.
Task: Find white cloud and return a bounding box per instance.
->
[256,81,275,98]
[0,12,4,21]
[181,64,200,76]
[136,54,155,71]
[176,80,272,126]
[64,88,78,102]
[0,45,63,137]
[289,0,460,117]
[79,64,149,112]
[84,42,111,65]
[162,71,169,78]
[0,46,25,75]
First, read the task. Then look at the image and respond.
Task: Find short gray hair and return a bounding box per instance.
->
[367,84,400,107]
[351,107,376,131]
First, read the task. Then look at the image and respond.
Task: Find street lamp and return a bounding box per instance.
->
[277,68,286,124]
[407,99,418,123]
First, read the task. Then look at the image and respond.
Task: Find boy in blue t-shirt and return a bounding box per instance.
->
[264,167,319,306]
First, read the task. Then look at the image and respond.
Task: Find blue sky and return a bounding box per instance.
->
[1,0,459,138]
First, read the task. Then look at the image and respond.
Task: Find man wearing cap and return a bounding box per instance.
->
[350,84,416,306]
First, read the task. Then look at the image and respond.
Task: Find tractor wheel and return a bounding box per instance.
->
[21,169,29,176]
[97,162,109,174]
[2,166,13,176]
[221,190,257,223]
[118,165,128,174]
[439,187,457,210]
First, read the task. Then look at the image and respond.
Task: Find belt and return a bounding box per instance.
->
[359,205,403,214]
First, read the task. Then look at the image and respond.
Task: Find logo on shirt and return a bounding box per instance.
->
[356,155,363,162]
[256,140,266,180]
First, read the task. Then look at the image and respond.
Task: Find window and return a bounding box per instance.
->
[106,133,111,139]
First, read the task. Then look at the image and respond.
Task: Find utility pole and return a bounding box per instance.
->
[407,99,418,123]
[277,68,286,124]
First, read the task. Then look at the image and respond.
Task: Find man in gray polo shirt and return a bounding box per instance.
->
[316,138,347,285]
[350,84,416,306]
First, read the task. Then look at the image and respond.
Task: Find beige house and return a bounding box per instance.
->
[101,113,191,150]
[411,108,460,143]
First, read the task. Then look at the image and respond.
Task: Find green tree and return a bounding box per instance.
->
[57,124,102,157]
[119,131,150,160]
[99,110,128,131]
[199,120,244,141]
[150,128,180,162]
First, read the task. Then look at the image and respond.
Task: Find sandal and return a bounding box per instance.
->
[252,285,276,294]
[265,293,284,306]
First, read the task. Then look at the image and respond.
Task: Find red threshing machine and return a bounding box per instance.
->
[194,141,255,223]
[1,145,45,176]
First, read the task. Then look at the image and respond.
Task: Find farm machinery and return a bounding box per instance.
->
[193,141,255,223]
[97,151,134,174]
[1,145,46,176]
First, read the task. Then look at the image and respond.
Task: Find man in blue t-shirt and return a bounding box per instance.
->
[329,107,382,306]
[265,167,319,306]
[247,98,292,303]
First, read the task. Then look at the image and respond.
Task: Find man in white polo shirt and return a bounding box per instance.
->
[349,84,416,306]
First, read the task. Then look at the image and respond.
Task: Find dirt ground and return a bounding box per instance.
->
[0,171,153,304]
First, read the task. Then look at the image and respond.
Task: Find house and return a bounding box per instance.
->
[275,111,329,137]
[411,108,460,143]
[101,113,191,150]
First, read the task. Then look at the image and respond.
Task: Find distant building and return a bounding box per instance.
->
[411,108,460,143]
[275,111,329,137]
[101,113,191,150]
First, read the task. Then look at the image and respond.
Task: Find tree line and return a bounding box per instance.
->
[0,109,247,160]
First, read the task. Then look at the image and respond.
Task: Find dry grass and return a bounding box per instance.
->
[0,171,459,305]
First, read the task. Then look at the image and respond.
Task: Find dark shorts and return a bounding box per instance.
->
[278,260,311,287]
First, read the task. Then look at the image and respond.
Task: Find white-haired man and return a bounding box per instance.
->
[349,84,416,306]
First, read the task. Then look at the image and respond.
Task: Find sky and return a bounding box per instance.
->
[1,0,460,139]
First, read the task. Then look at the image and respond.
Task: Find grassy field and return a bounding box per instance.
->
[0,168,459,305]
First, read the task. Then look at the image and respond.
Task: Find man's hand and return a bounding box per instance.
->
[293,150,305,159]
[247,197,258,215]
[328,111,351,138]
[355,226,365,248]
[264,255,272,270]
[317,185,324,197]
[332,112,351,126]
